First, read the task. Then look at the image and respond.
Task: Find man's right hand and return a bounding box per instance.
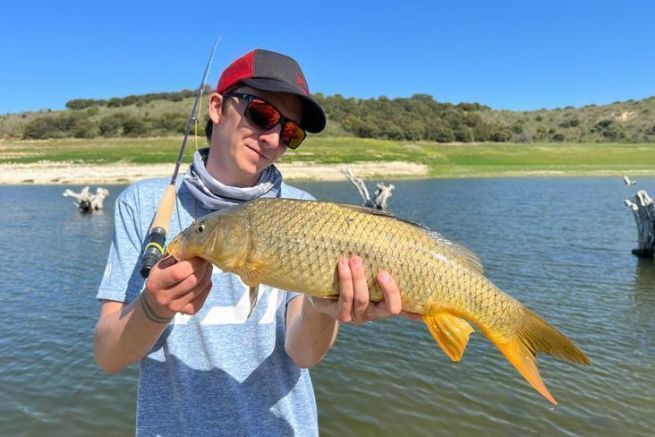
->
[143,256,213,319]
[95,257,213,373]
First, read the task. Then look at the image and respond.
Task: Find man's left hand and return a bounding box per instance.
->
[309,256,419,324]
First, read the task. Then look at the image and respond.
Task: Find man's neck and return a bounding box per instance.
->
[205,154,258,188]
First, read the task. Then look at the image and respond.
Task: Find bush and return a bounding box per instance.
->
[99,113,129,136]
[23,116,63,139]
[552,132,566,142]
[156,112,188,134]
[72,118,97,138]
[593,119,625,140]
[122,117,147,137]
[426,120,454,142]
[490,127,513,142]
[22,112,95,139]
[453,126,474,142]
[382,123,404,140]
[66,99,99,110]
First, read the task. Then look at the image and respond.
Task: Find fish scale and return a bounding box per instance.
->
[167,197,591,404]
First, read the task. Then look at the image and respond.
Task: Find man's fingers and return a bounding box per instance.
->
[164,260,212,296]
[350,256,369,325]
[158,257,209,286]
[362,270,403,321]
[336,257,354,323]
[147,259,212,312]
[178,281,213,315]
[377,271,402,315]
[170,263,213,313]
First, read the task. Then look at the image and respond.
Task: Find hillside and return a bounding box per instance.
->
[1,89,654,143]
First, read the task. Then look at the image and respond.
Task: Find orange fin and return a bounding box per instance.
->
[494,308,591,405]
[423,313,474,361]
[239,259,270,287]
[496,339,557,404]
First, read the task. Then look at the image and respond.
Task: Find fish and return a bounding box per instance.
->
[166,198,591,404]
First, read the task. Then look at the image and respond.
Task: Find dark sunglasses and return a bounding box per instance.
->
[224,93,307,149]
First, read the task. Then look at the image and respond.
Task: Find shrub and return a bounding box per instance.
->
[23,116,62,139]
[122,117,147,136]
[453,126,474,142]
[157,112,188,134]
[22,112,94,139]
[99,113,129,136]
[490,127,513,142]
[552,132,566,142]
[71,118,97,138]
[66,99,98,110]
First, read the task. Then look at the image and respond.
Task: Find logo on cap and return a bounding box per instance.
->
[296,73,309,95]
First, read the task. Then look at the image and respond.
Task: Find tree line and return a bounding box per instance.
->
[16,91,655,142]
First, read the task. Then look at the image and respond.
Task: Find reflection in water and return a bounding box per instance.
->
[634,258,655,294]
[633,259,655,329]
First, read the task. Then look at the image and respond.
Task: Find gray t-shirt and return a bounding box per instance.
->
[97,177,318,436]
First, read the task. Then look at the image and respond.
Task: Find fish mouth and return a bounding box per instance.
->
[164,238,181,261]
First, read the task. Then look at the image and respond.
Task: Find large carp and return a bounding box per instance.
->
[166,198,590,404]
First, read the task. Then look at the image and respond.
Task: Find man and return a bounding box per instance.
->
[94,49,405,436]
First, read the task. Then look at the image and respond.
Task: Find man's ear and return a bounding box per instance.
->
[208,92,223,124]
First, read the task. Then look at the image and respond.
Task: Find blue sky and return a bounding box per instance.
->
[1,0,653,114]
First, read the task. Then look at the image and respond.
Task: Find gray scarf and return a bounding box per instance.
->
[183,148,282,210]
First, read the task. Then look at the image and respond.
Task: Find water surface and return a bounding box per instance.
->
[1,178,653,435]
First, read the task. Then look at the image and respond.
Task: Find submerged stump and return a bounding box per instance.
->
[63,186,109,213]
[341,168,394,211]
[625,190,655,259]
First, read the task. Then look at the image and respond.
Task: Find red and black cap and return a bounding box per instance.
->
[216,49,326,133]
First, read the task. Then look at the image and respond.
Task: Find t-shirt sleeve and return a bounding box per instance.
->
[96,188,148,304]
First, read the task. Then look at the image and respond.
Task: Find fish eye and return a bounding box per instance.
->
[195,222,206,234]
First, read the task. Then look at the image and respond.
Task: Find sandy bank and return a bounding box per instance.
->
[0,161,429,185]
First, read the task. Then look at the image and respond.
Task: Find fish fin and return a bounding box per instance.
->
[427,233,484,274]
[239,261,269,288]
[494,308,591,405]
[247,285,259,319]
[423,313,474,362]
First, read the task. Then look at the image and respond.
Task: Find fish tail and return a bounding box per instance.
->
[494,308,591,404]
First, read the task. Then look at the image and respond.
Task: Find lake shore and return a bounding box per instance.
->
[0,161,430,185]
[2,161,655,185]
[3,138,655,184]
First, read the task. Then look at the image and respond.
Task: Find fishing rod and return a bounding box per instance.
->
[139,39,221,278]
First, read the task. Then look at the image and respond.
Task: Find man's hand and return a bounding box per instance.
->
[309,256,420,324]
[143,256,213,319]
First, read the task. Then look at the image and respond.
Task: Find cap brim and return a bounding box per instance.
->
[240,78,326,133]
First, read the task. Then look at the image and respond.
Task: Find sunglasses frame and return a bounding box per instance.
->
[224,92,306,149]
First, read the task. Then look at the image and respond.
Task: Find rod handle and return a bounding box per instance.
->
[140,227,166,278]
[140,184,177,278]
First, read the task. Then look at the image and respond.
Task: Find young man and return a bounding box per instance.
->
[94,49,405,436]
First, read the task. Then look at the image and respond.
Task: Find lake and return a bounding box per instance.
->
[1,178,653,436]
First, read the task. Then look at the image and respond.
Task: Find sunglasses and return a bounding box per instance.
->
[224,93,307,149]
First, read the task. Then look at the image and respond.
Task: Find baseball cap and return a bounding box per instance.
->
[216,49,326,133]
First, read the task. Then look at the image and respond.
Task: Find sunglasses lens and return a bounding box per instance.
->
[246,100,280,130]
[240,95,306,149]
[281,122,306,149]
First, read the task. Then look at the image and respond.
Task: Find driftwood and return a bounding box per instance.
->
[623,175,637,185]
[341,168,394,211]
[63,186,109,213]
[625,189,655,259]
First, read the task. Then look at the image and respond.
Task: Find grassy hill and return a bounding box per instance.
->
[1,90,654,143]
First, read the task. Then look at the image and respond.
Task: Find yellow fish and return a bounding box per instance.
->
[166,198,590,404]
